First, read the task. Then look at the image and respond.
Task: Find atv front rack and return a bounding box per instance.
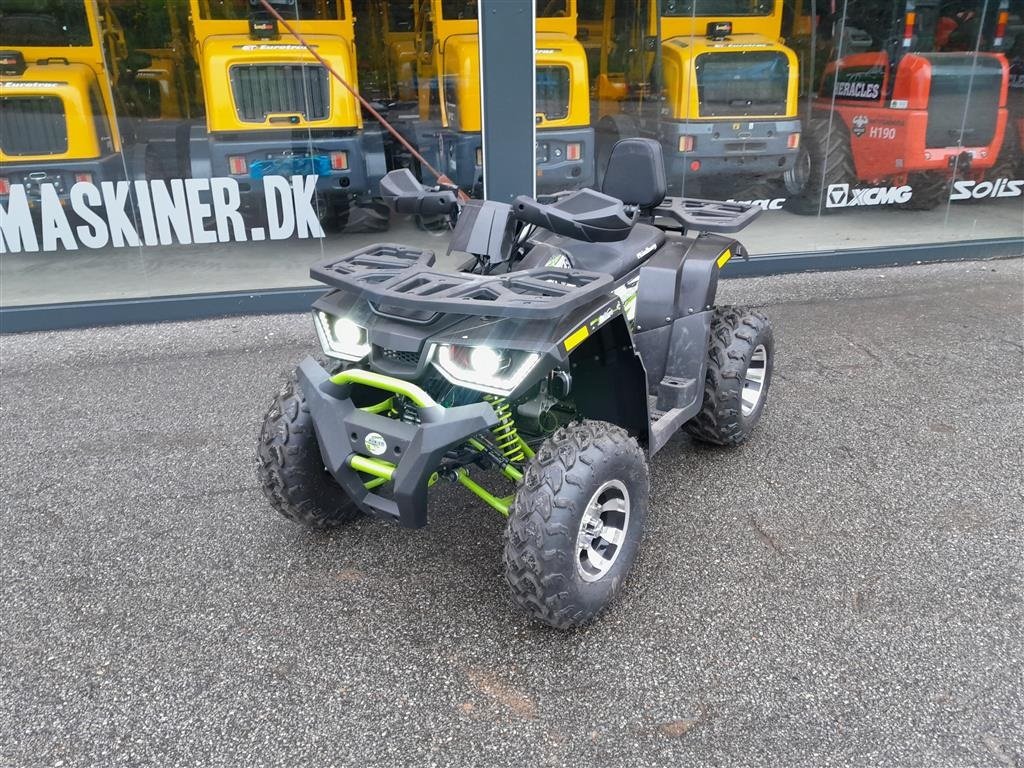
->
[310,244,614,320]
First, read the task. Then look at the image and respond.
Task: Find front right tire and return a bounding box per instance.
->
[257,374,361,528]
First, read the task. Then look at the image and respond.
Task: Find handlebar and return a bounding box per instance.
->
[380,169,460,216]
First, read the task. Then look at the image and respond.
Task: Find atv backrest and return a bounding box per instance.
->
[512,188,634,243]
[601,138,667,210]
[380,169,459,216]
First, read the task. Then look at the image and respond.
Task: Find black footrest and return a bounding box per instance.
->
[656,376,696,411]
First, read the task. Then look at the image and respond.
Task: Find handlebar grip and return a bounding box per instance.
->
[380,169,459,216]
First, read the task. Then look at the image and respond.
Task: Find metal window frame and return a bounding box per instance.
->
[2,239,1020,333]
[0,0,1020,334]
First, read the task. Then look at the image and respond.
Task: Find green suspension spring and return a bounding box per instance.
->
[485,395,525,462]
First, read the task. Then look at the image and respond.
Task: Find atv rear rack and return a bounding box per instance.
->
[653,197,761,233]
[310,244,615,320]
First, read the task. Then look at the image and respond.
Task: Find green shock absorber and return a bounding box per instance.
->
[485,395,534,462]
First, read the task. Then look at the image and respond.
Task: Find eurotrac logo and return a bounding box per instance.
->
[949,178,1024,200]
[727,197,786,210]
[825,183,912,208]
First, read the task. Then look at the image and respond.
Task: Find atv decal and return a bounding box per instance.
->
[612,277,640,323]
[589,305,620,331]
[635,242,658,260]
[545,251,572,269]
[364,432,388,456]
[563,325,590,352]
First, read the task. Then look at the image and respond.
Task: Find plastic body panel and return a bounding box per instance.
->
[297,357,497,528]
[0,152,126,205]
[816,51,1009,180]
[657,117,802,180]
[310,243,615,320]
[190,126,386,199]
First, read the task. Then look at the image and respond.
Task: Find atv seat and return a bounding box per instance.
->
[517,224,665,281]
[513,188,634,243]
[601,137,667,210]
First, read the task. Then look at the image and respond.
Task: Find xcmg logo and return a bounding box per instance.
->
[826,183,912,207]
[950,178,1024,200]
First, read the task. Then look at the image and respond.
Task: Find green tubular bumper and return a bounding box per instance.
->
[332,369,436,407]
[297,358,499,528]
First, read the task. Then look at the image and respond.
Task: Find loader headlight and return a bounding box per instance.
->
[313,311,370,361]
[433,344,541,396]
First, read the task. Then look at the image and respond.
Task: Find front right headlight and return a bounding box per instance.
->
[313,311,371,361]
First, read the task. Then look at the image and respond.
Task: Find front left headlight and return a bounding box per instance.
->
[313,311,371,361]
[433,344,541,396]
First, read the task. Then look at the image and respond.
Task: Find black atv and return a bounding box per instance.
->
[257,139,774,629]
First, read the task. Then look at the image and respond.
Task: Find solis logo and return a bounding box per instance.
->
[826,183,912,207]
[950,178,1024,200]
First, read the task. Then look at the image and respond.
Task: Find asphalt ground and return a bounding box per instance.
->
[1,258,1022,767]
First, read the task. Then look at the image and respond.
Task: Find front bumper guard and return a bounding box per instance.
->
[296,358,498,528]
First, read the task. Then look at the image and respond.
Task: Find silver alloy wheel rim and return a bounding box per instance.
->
[742,344,768,417]
[576,479,631,583]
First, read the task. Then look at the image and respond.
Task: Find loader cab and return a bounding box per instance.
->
[591,0,800,194]
[597,0,797,121]
[103,0,197,121]
[408,0,594,194]
[782,0,1012,212]
[351,0,417,103]
[0,0,125,202]
[189,0,362,133]
[183,0,388,220]
[817,0,1009,170]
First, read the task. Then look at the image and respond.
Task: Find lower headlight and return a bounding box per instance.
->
[433,344,540,396]
[313,311,371,361]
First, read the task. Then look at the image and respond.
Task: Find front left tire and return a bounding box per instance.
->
[503,420,649,629]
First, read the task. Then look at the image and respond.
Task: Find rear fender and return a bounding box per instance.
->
[634,233,738,412]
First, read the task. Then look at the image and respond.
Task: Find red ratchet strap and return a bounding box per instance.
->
[258,0,470,201]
